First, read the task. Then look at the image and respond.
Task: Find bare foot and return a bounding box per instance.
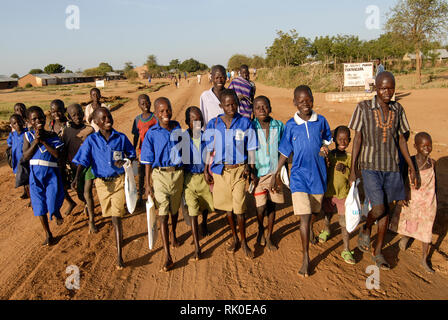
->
[116,258,125,270]
[42,235,55,246]
[190,250,201,262]
[88,222,98,234]
[266,238,278,251]
[310,230,317,245]
[242,241,254,259]
[226,239,240,253]
[298,258,310,277]
[399,237,410,251]
[20,192,29,199]
[256,230,266,246]
[422,260,435,273]
[64,201,77,216]
[160,258,174,272]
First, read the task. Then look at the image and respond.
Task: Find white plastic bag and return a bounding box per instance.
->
[280,165,290,189]
[146,197,158,250]
[181,194,191,226]
[361,197,372,218]
[123,159,138,214]
[345,179,362,233]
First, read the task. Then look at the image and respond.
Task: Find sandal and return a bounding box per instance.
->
[318,230,331,243]
[357,226,370,253]
[372,254,391,270]
[341,250,356,265]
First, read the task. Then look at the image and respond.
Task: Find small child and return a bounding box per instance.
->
[49,99,77,215]
[141,97,184,272]
[390,132,437,273]
[22,106,65,246]
[319,126,355,265]
[63,103,96,233]
[183,106,214,260]
[14,103,29,129]
[204,89,258,260]
[7,114,30,200]
[252,96,285,251]
[131,94,157,205]
[274,85,332,277]
[85,88,110,132]
[73,107,136,269]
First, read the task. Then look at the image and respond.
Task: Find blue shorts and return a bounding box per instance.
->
[361,170,405,206]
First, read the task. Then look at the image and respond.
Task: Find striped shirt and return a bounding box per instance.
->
[348,97,410,172]
[228,77,255,118]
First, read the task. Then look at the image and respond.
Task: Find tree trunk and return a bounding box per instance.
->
[416,48,422,85]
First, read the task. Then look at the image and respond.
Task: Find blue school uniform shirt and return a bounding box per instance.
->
[7,128,28,174]
[252,118,285,177]
[140,120,183,168]
[183,130,207,174]
[73,129,136,178]
[25,130,64,163]
[205,113,258,175]
[278,112,332,194]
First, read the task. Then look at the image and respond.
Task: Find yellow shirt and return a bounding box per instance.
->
[325,151,351,199]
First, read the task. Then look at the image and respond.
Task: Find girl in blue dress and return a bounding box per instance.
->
[22,106,65,246]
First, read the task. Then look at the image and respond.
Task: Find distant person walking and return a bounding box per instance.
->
[197,74,201,84]
[365,58,385,92]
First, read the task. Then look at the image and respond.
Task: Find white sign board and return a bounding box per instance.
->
[344,63,374,87]
[96,80,105,88]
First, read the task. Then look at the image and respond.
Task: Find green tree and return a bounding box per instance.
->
[29,69,43,74]
[311,36,334,70]
[10,73,19,79]
[123,62,137,80]
[251,55,265,69]
[44,63,65,74]
[386,0,448,84]
[169,59,180,70]
[65,69,73,73]
[179,58,201,72]
[83,62,113,76]
[266,29,311,67]
[227,54,252,70]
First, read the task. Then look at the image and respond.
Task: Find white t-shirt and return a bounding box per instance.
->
[84,103,110,132]
[200,88,223,127]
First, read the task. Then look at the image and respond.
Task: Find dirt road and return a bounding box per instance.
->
[0,78,447,300]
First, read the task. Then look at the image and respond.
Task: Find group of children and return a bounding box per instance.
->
[5,66,438,275]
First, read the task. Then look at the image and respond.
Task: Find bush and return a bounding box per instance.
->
[25,83,33,88]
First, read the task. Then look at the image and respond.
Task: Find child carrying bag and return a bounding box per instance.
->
[345,179,362,233]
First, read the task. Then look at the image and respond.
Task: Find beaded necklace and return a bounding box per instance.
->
[373,98,395,143]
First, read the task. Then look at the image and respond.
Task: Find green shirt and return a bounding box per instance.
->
[325,150,352,199]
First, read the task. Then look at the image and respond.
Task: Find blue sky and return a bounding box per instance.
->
[1,0,399,76]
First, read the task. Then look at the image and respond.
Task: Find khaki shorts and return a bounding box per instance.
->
[212,165,246,214]
[95,174,126,217]
[184,172,214,217]
[152,168,184,216]
[253,173,284,207]
[292,192,324,215]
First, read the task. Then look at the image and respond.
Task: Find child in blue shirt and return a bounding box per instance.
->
[183,106,214,261]
[7,114,29,200]
[204,89,258,260]
[72,107,136,269]
[273,85,332,277]
[22,106,65,246]
[141,97,184,272]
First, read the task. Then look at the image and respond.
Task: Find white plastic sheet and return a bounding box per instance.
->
[123,159,138,214]
[146,197,158,250]
[345,179,362,233]
[280,165,290,189]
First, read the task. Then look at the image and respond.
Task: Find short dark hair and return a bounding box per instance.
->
[138,94,150,102]
[90,87,100,96]
[240,64,249,71]
[294,85,313,100]
[26,106,45,119]
[92,106,112,121]
[154,97,171,110]
[14,103,26,111]
[10,113,24,125]
[333,125,351,140]
[67,103,82,114]
[415,131,432,144]
[211,65,226,76]
[375,71,395,86]
[50,99,65,111]
[219,88,238,104]
[185,106,203,127]
[253,95,271,112]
